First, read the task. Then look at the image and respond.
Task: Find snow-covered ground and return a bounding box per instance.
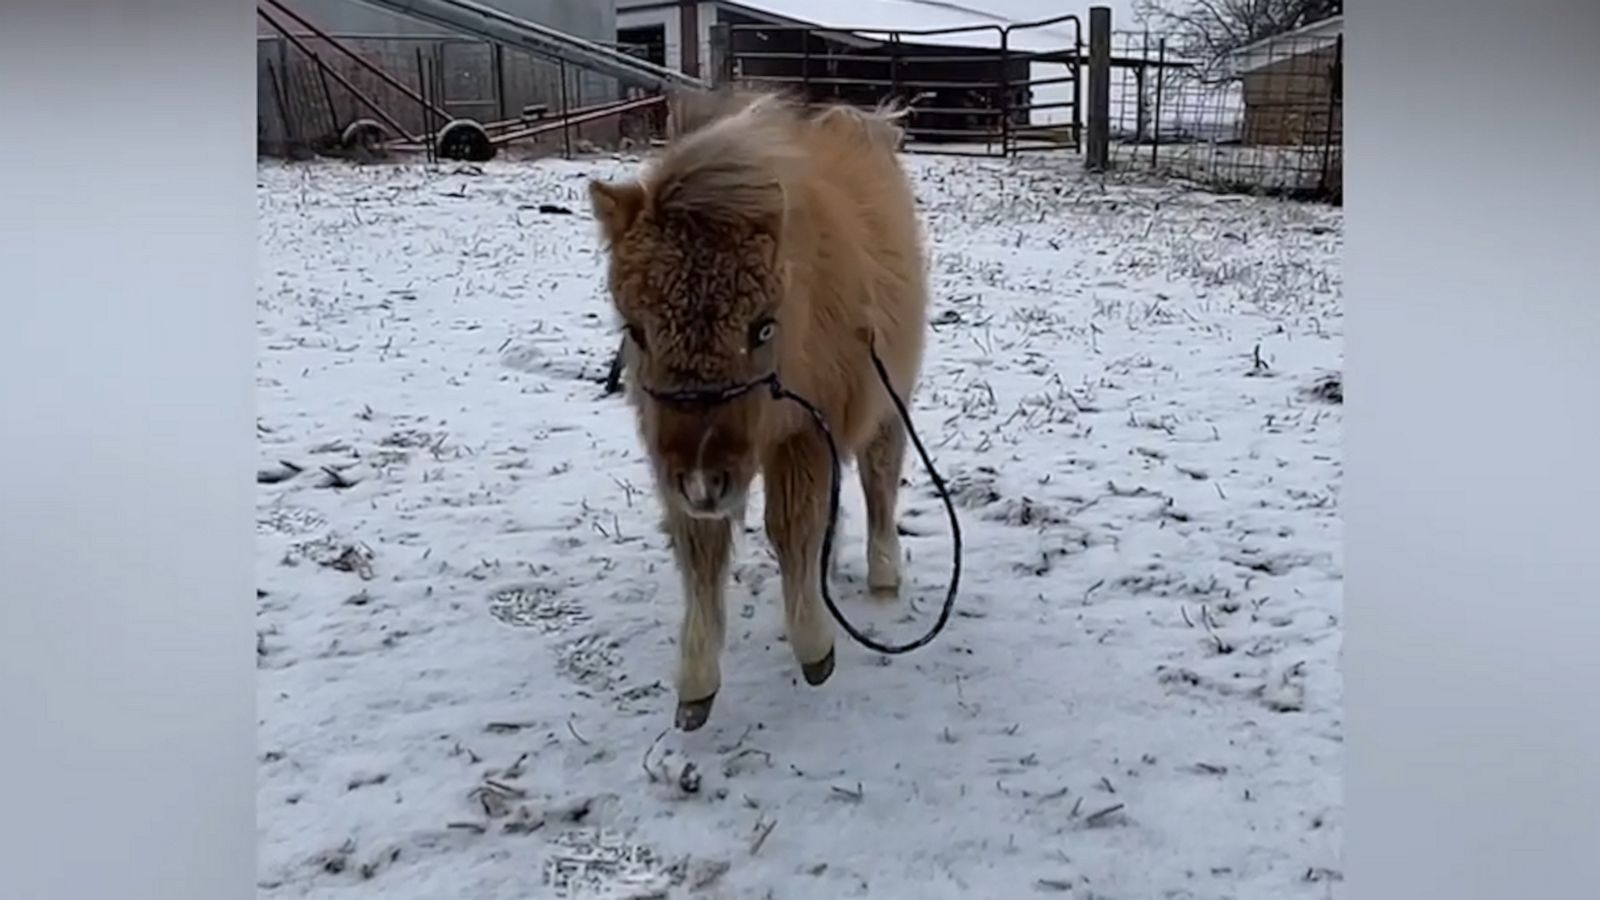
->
[256,153,1343,900]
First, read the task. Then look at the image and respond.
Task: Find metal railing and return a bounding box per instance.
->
[722,15,1082,158]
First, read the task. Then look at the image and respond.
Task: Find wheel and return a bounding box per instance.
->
[340,119,389,151]
[436,119,496,162]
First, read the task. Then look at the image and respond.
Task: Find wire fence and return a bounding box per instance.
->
[1104,29,1343,201]
[255,17,1342,204]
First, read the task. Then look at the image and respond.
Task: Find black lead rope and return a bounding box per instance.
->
[644,344,963,656]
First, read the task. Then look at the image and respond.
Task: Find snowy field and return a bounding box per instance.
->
[256,152,1343,900]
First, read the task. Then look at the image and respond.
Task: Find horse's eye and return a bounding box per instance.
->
[750,317,777,348]
[626,324,647,351]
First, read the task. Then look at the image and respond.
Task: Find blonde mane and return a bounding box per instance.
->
[649,93,802,230]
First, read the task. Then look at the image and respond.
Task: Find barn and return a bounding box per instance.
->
[616,0,1085,148]
[1228,13,1343,147]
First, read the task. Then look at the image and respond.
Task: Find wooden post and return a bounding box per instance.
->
[416,48,433,163]
[710,23,732,86]
[1319,34,1343,199]
[559,59,573,159]
[1134,68,1147,144]
[1152,38,1167,168]
[997,30,1011,155]
[492,42,507,123]
[1085,5,1111,171]
[266,60,295,155]
[1134,31,1148,144]
[679,0,701,79]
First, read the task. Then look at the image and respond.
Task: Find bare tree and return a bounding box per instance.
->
[1135,0,1341,73]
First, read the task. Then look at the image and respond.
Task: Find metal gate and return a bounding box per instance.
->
[725,15,1082,157]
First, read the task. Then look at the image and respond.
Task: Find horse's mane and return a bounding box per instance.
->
[646,93,803,230]
[646,91,909,232]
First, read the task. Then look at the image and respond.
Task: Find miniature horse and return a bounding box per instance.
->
[588,92,929,730]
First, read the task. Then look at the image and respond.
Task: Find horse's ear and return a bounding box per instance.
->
[588,180,647,245]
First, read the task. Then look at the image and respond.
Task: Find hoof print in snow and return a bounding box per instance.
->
[500,344,545,371]
[680,858,731,891]
[487,583,588,634]
[545,792,620,827]
[1156,665,1206,690]
[310,838,357,875]
[358,846,401,880]
[1223,549,1324,578]
[379,427,447,451]
[984,496,1071,528]
[346,772,389,791]
[257,505,326,536]
[501,342,612,386]
[940,465,1002,509]
[286,535,375,580]
[557,633,624,691]
[1012,535,1093,578]
[616,681,668,708]
[542,828,672,899]
[1258,662,1308,712]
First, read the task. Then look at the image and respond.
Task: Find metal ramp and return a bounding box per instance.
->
[345,0,709,93]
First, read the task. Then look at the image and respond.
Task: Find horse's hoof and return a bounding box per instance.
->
[868,580,901,600]
[867,556,901,598]
[801,647,836,686]
[676,693,716,732]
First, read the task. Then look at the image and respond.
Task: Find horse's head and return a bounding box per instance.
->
[588,99,798,519]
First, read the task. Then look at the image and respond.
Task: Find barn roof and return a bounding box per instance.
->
[1227,14,1343,74]
[621,0,1086,53]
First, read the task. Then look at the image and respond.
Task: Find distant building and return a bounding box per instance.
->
[1227,14,1342,147]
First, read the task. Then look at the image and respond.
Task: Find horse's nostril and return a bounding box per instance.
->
[680,469,730,510]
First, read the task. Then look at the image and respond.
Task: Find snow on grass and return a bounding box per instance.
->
[1108,139,1343,196]
[257,152,1342,900]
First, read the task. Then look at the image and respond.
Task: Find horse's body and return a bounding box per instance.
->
[589,92,929,730]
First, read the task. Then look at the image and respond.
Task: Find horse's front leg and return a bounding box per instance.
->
[858,413,908,596]
[665,508,733,731]
[764,433,837,686]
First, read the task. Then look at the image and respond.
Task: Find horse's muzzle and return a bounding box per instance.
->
[677,468,737,519]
